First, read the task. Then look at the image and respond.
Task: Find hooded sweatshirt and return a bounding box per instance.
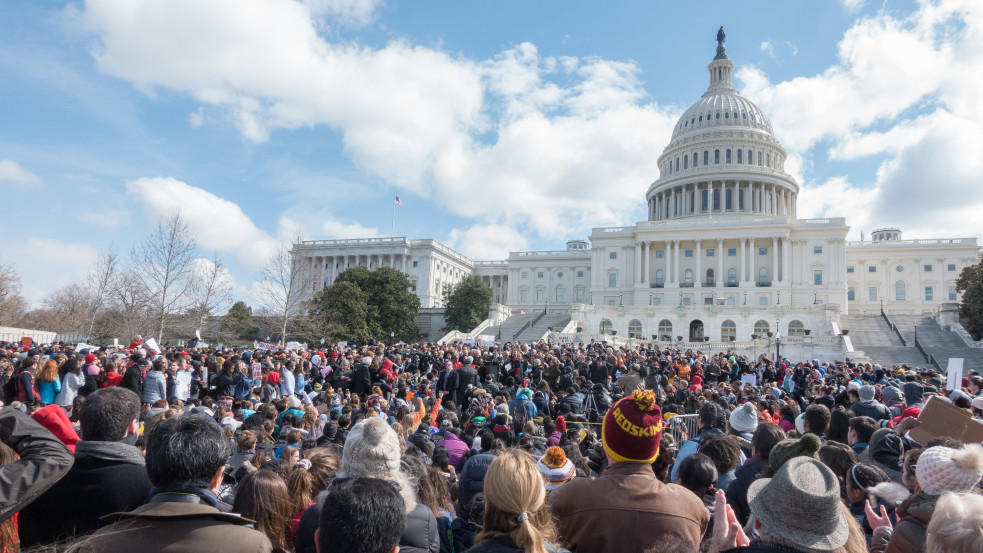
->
[31,405,81,453]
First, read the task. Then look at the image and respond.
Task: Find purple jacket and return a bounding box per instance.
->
[437,432,470,471]
[546,430,563,448]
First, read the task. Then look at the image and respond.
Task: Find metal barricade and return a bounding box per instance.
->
[666,414,699,446]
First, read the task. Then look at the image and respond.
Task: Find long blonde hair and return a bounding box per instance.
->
[476,450,557,553]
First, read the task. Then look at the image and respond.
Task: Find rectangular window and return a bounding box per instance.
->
[412,261,418,267]
[707,249,714,257]
[869,287,878,301]
[536,289,544,302]
[652,296,662,306]
[521,272,528,279]
[607,299,617,306]
[848,287,855,301]
[727,297,736,306]
[520,290,528,302]
[869,266,877,273]
[656,250,664,258]
[576,289,584,301]
[814,246,823,254]
[814,270,823,285]
[728,248,736,256]
[924,287,933,301]
[759,297,768,306]
[685,250,693,257]
[609,252,617,259]
[556,288,564,302]
[537,272,543,278]
[608,273,617,287]
[682,297,692,306]
[948,264,956,271]
[847,266,854,273]
[704,297,713,305]
[923,265,932,272]
[949,286,957,300]
[576,271,584,278]
[759,247,767,255]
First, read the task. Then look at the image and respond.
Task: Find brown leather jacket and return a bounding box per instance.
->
[869,493,938,553]
[549,461,710,552]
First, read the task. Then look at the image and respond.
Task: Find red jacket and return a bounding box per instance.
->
[31,404,81,452]
[101,371,123,388]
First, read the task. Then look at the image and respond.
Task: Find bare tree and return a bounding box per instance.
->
[255,238,313,345]
[41,282,97,334]
[100,269,154,341]
[86,247,120,339]
[131,213,200,342]
[0,264,27,327]
[187,253,233,338]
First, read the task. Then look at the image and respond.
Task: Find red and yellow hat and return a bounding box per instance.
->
[602,389,663,463]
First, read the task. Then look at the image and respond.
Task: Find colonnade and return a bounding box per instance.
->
[633,236,791,287]
[649,181,796,221]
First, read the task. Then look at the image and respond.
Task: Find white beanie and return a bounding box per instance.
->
[729,402,759,434]
[916,445,983,494]
[341,417,402,480]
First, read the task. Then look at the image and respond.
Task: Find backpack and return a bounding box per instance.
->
[233,376,251,400]
[2,373,18,402]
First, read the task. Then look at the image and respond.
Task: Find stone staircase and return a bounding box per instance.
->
[482,312,571,343]
[840,314,983,372]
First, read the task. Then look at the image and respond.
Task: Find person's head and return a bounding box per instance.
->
[674,452,717,499]
[697,401,728,432]
[79,387,141,442]
[751,423,785,459]
[768,433,822,475]
[479,450,558,553]
[602,389,663,464]
[902,448,923,493]
[699,435,742,475]
[804,404,831,435]
[340,417,416,512]
[847,416,877,447]
[145,414,231,492]
[926,492,983,553]
[844,463,890,505]
[748,457,849,553]
[915,444,983,494]
[238,430,257,451]
[233,469,292,552]
[316,477,405,553]
[819,441,858,500]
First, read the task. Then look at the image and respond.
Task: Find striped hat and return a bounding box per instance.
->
[537,446,575,491]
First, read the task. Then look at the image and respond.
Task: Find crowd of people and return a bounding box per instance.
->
[0,335,981,553]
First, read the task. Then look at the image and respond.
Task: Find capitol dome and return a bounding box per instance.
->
[645,29,797,223]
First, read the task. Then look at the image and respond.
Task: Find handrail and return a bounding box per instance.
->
[914,337,942,370]
[881,312,907,346]
[512,321,532,340]
[530,308,547,328]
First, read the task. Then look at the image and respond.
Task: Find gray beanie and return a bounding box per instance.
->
[729,402,759,434]
[859,385,876,401]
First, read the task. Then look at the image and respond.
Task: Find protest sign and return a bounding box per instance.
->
[253,341,278,351]
[175,371,192,401]
[336,341,348,348]
[251,362,262,379]
[20,337,32,347]
[144,337,161,354]
[113,338,119,348]
[286,341,307,351]
[477,335,496,347]
[461,338,475,346]
[741,374,757,388]
[947,358,964,391]
[909,395,983,446]
[76,342,98,354]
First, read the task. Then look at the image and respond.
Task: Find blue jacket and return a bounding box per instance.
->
[141,370,167,404]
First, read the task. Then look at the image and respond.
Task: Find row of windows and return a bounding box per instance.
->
[521,270,585,279]
[679,108,762,131]
[847,263,959,274]
[601,319,806,339]
[664,148,777,175]
[847,284,958,302]
[519,287,587,303]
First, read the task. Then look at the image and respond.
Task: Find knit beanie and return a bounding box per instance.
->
[602,389,663,463]
[729,402,758,434]
[341,417,401,479]
[768,433,822,473]
[915,444,983,494]
[537,446,576,491]
[555,416,567,432]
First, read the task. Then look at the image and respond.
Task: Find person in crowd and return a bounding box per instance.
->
[727,402,758,458]
[35,359,61,406]
[140,357,168,405]
[847,415,877,457]
[468,449,570,553]
[819,441,858,501]
[233,470,293,553]
[674,452,718,537]
[698,435,743,492]
[0,408,74,523]
[19,387,150,547]
[925,492,983,553]
[550,389,709,550]
[536,446,575,494]
[851,385,891,422]
[56,358,84,411]
[672,401,729,482]
[14,358,41,407]
[726,423,785,526]
[80,414,273,552]
[316,477,405,553]
[802,403,831,441]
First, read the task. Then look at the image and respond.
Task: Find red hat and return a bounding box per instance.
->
[555,415,567,432]
[84,353,96,364]
[602,389,663,463]
[891,406,922,427]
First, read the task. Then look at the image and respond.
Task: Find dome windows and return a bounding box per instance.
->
[716,112,720,119]
[726,149,732,163]
[737,149,743,163]
[742,112,747,119]
[724,112,729,118]
[699,115,703,122]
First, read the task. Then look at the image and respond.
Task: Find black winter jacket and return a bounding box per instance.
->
[457,452,495,522]
[0,409,74,523]
[466,537,570,553]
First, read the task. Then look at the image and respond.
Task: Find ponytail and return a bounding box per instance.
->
[511,511,548,553]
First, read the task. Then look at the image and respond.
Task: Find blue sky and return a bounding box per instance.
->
[2,0,981,308]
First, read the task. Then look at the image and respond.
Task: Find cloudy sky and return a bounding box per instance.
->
[2,0,981,308]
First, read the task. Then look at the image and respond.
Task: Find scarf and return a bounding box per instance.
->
[74,440,145,466]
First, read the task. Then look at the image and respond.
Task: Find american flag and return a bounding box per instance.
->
[394,195,402,206]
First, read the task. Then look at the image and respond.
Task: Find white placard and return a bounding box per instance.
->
[113,338,119,348]
[144,337,161,354]
[251,362,262,379]
[947,358,964,391]
[477,335,496,347]
[175,370,192,401]
[336,341,348,348]
[741,374,758,388]
[195,329,202,340]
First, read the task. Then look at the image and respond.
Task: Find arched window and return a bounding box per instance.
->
[757,151,762,165]
[766,152,771,167]
[675,157,680,171]
[658,319,673,341]
[895,280,906,301]
[759,267,769,284]
[726,149,732,163]
[628,319,643,338]
[728,268,737,284]
[737,149,743,163]
[655,269,664,286]
[684,156,688,169]
[754,320,770,336]
[721,320,737,341]
[788,320,805,336]
[747,150,752,164]
[684,269,693,284]
[555,285,565,302]
[716,112,720,119]
[704,150,709,165]
[599,319,613,334]
[715,149,720,164]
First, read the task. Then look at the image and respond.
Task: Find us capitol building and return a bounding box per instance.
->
[294,30,979,347]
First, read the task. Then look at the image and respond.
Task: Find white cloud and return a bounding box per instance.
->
[79,208,131,228]
[785,42,799,57]
[447,224,530,261]
[0,160,42,189]
[302,0,382,26]
[760,41,775,58]
[125,176,279,268]
[74,1,679,260]
[321,219,379,239]
[8,238,98,306]
[189,107,204,128]
[841,0,865,13]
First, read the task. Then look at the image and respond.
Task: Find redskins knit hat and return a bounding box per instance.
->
[537,446,575,491]
[915,444,983,494]
[602,389,663,463]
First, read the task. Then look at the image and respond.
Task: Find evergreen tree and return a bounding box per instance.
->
[443,275,493,332]
[222,301,256,339]
[317,266,420,343]
[309,281,370,344]
[956,260,983,340]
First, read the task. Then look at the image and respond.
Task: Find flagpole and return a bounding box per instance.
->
[392,201,396,238]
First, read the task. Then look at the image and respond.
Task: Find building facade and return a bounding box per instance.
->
[292,33,980,340]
